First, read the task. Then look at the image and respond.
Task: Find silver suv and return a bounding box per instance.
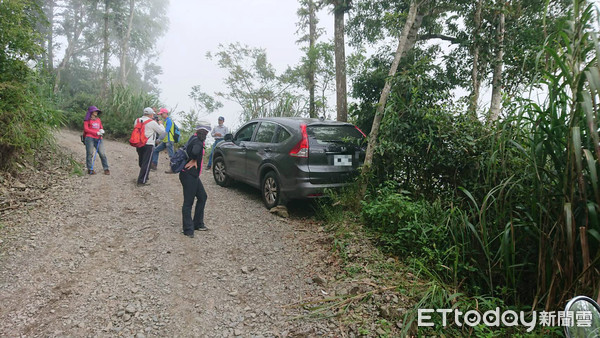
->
[212,117,366,209]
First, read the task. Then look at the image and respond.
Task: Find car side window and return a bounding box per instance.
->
[254,122,278,143]
[235,123,257,142]
[274,127,291,143]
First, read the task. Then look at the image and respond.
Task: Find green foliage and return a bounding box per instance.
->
[361,182,452,269]
[60,84,159,139]
[466,0,600,308]
[348,0,598,319]
[178,109,202,139]
[189,85,223,115]
[60,92,99,129]
[355,53,489,200]
[0,0,61,169]
[51,0,169,95]
[206,42,307,122]
[98,84,160,138]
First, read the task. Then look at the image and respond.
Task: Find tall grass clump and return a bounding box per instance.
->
[60,84,159,139]
[461,0,600,309]
[100,84,160,138]
[351,0,599,322]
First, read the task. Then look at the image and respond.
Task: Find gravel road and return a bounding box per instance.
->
[0,129,339,337]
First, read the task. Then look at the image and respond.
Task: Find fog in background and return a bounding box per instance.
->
[156,0,333,132]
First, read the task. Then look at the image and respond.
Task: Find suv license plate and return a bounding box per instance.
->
[333,154,352,166]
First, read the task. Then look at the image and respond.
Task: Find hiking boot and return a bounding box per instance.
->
[150,163,157,171]
[88,170,96,175]
[104,169,110,175]
[164,169,175,174]
[136,182,151,187]
[205,165,211,170]
[194,225,208,231]
[183,232,194,238]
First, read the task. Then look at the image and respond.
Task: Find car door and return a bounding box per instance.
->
[223,122,258,180]
[245,121,278,187]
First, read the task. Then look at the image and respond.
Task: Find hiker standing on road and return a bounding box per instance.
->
[135,107,165,186]
[151,108,175,173]
[179,122,211,238]
[206,116,229,170]
[83,106,110,175]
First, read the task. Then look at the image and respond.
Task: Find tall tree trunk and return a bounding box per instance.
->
[308,0,317,118]
[469,0,483,116]
[404,7,424,54]
[488,0,505,123]
[120,0,135,86]
[45,0,55,72]
[53,2,84,94]
[102,0,110,95]
[359,0,419,198]
[333,1,348,122]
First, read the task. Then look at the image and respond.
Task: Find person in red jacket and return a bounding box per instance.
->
[83,106,110,175]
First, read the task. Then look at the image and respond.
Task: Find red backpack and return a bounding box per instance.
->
[129,118,153,147]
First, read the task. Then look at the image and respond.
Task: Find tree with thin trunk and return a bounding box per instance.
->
[469,0,483,116]
[325,0,351,122]
[488,0,505,123]
[43,0,55,72]
[359,0,419,198]
[297,0,320,118]
[102,0,110,96]
[308,0,318,118]
[53,0,86,93]
[119,0,135,86]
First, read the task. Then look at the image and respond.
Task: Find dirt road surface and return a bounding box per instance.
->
[0,130,337,337]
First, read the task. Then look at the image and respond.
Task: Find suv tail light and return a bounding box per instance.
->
[289,124,309,158]
[355,126,366,138]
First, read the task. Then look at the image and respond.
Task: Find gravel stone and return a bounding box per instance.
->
[0,130,345,336]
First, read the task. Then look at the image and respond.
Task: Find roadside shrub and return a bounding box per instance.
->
[59,92,98,129]
[99,84,159,138]
[59,84,159,139]
[361,181,450,268]
[0,0,61,170]
[0,72,61,170]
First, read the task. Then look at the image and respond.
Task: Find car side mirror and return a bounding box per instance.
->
[224,133,233,142]
[564,296,600,337]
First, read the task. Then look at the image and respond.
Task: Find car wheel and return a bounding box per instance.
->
[213,157,231,187]
[261,171,281,209]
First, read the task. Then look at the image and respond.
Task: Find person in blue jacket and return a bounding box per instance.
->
[151,108,175,172]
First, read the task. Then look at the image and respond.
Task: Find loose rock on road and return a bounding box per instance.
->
[0,129,337,337]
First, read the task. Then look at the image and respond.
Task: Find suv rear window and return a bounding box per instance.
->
[306,125,364,146]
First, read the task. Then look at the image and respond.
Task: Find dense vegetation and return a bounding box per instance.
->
[1,0,168,170]
[339,0,600,334]
[1,0,599,335]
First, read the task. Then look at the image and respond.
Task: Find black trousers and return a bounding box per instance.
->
[136,145,154,184]
[179,171,207,235]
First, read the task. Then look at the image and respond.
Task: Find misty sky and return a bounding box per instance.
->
[156,0,332,131]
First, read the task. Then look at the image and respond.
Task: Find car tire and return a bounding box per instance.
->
[213,156,232,187]
[261,171,281,209]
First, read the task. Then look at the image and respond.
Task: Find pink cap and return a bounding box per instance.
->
[159,108,169,114]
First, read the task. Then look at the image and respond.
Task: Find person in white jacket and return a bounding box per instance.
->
[135,107,165,186]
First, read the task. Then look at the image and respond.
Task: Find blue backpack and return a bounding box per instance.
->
[170,146,189,173]
[170,135,196,173]
[173,123,181,143]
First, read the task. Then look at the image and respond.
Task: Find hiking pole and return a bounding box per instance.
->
[91,138,101,172]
